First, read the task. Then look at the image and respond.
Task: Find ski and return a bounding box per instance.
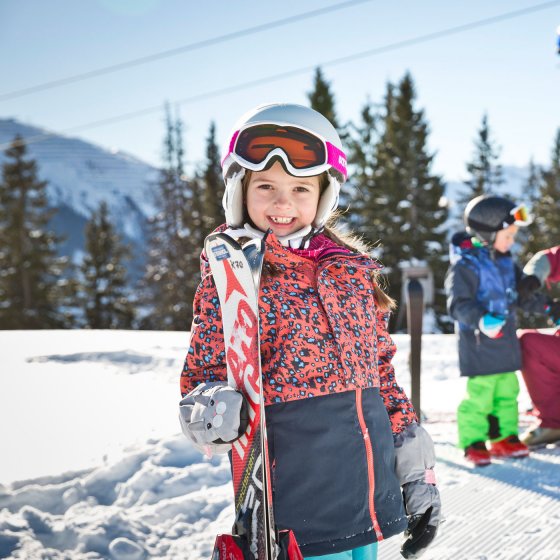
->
[406,278,424,421]
[205,231,302,560]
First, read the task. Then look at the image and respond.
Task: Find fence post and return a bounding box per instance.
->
[406,278,424,421]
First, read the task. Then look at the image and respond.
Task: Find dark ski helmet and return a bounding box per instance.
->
[464,195,532,244]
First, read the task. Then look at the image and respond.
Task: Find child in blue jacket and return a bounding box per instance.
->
[445,195,549,466]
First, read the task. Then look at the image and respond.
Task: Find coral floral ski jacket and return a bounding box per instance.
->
[181,230,415,436]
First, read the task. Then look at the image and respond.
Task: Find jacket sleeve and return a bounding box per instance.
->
[546,246,560,283]
[445,261,486,328]
[180,266,227,397]
[524,246,560,285]
[515,263,551,315]
[376,309,417,435]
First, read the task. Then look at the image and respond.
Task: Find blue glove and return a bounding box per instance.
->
[478,313,506,338]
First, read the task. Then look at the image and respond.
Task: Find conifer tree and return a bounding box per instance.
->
[201,121,224,233]
[307,67,340,129]
[533,129,560,243]
[0,136,71,329]
[517,159,544,261]
[144,105,201,330]
[346,99,382,236]
[80,201,134,328]
[460,114,503,205]
[367,73,448,330]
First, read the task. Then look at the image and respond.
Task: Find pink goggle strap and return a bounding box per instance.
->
[326,142,348,180]
[222,130,240,167]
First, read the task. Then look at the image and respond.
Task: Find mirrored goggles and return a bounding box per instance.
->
[225,124,347,180]
[508,204,532,226]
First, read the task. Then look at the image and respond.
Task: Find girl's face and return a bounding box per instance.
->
[493,224,518,253]
[245,161,321,237]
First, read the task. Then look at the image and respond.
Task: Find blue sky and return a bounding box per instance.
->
[1,0,559,180]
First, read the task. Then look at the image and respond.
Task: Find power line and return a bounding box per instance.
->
[0,0,374,102]
[3,0,559,152]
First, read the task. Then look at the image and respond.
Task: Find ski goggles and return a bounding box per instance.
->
[224,123,347,180]
[507,204,532,226]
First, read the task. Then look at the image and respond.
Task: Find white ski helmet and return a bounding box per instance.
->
[221,103,347,229]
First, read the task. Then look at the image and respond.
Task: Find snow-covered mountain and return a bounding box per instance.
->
[0,118,160,278]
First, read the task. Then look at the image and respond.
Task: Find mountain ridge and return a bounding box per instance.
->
[0,118,160,277]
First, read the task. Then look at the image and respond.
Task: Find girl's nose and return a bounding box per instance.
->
[273,192,291,207]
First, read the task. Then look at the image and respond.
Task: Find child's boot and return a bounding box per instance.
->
[521,426,560,447]
[489,435,529,458]
[464,441,491,466]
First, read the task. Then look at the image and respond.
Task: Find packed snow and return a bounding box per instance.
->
[1,330,559,560]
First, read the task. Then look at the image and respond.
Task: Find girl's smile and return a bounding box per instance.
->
[245,161,321,237]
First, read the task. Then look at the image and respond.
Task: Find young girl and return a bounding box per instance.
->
[445,195,549,467]
[179,103,441,559]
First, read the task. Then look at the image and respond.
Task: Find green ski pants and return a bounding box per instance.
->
[457,372,520,449]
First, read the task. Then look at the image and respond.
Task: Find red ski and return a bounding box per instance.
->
[205,232,302,560]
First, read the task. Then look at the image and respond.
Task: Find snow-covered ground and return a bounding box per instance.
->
[0,330,558,559]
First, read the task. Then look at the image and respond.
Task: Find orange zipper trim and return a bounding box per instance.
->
[355,388,384,540]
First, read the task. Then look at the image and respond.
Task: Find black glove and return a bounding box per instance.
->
[401,482,440,558]
[401,504,438,559]
[394,424,441,559]
[547,298,560,325]
[517,274,541,303]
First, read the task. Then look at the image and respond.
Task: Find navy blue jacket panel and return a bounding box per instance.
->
[266,388,407,556]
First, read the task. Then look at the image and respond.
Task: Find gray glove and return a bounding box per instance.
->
[394,423,442,559]
[523,250,551,284]
[179,382,248,455]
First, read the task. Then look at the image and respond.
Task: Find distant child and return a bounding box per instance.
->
[445,195,549,466]
[518,246,560,447]
[178,103,441,558]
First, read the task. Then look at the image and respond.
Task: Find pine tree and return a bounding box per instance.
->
[460,113,503,205]
[367,73,449,330]
[518,159,544,261]
[307,67,340,129]
[346,98,382,237]
[80,201,134,328]
[533,129,560,242]
[144,105,202,330]
[201,121,224,233]
[0,136,71,329]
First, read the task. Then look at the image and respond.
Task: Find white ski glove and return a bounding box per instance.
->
[394,423,441,559]
[179,382,248,455]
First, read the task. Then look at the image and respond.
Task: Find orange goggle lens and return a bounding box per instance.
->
[510,204,530,224]
[235,125,326,170]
